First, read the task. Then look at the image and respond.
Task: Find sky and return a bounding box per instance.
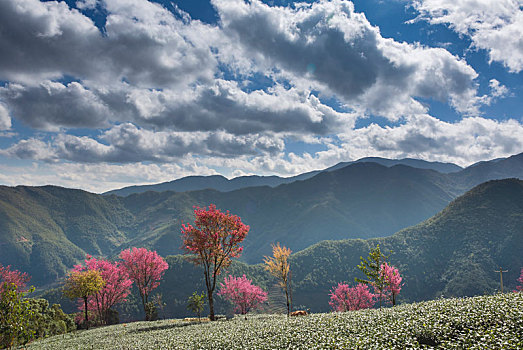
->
[0,0,522,193]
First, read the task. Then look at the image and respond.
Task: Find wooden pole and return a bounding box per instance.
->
[494,267,508,293]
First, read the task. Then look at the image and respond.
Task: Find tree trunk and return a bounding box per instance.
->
[207,290,215,321]
[285,287,290,316]
[84,296,89,330]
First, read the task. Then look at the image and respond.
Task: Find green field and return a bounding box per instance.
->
[26,293,522,349]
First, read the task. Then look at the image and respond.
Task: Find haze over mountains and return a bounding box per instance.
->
[0,153,522,288]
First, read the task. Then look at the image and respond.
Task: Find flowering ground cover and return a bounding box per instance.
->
[26,293,522,349]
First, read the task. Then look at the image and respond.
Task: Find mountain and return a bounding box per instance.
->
[326,157,463,174]
[289,178,523,310]
[104,156,463,196]
[0,163,458,286]
[103,173,320,197]
[1,153,522,288]
[41,179,523,319]
[108,162,459,264]
[450,152,523,190]
[0,185,135,284]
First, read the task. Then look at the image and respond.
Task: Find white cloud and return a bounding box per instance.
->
[411,0,523,73]
[0,104,11,130]
[212,0,482,118]
[0,81,111,131]
[0,0,217,88]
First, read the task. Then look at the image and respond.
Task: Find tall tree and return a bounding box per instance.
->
[264,243,292,315]
[74,255,133,325]
[218,274,267,319]
[329,283,375,312]
[63,269,104,329]
[356,244,389,309]
[119,247,168,321]
[181,204,249,321]
[381,263,403,306]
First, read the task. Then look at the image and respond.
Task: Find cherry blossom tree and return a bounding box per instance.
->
[515,267,523,292]
[218,275,267,319]
[329,283,375,312]
[119,248,169,320]
[181,204,249,320]
[73,255,133,325]
[380,263,403,306]
[0,264,30,294]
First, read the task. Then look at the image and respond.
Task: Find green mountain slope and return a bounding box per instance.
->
[41,179,523,318]
[1,158,521,289]
[117,162,458,264]
[0,186,135,284]
[289,178,523,310]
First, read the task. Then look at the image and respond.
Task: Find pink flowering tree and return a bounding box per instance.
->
[120,247,168,320]
[218,275,267,319]
[515,267,523,292]
[380,263,403,306]
[181,204,249,321]
[0,264,30,294]
[329,283,375,312]
[73,255,133,324]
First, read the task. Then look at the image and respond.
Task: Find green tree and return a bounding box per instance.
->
[187,291,206,322]
[0,283,35,349]
[356,244,389,309]
[63,270,104,329]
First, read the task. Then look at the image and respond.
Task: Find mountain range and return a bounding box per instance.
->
[0,153,522,288]
[42,178,523,318]
[104,156,464,196]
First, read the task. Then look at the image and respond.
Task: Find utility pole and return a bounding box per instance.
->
[494,267,508,293]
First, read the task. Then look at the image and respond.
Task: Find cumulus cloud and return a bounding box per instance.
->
[122,80,355,135]
[0,0,217,87]
[212,0,481,117]
[411,0,523,73]
[1,123,287,163]
[0,81,111,131]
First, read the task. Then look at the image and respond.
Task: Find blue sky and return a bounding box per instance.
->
[0,0,522,192]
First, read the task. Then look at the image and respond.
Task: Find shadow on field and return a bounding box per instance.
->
[130,322,201,334]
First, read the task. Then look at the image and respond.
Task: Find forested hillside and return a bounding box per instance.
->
[1,155,522,288]
[41,179,523,318]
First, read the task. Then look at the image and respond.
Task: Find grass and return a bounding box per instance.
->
[25,293,522,349]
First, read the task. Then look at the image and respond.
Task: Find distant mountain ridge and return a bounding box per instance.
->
[0,152,522,288]
[103,156,464,196]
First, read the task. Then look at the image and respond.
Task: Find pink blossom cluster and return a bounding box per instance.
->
[516,267,523,292]
[218,274,267,315]
[120,247,169,299]
[181,204,249,263]
[329,263,404,311]
[0,264,30,294]
[329,283,375,312]
[73,255,133,324]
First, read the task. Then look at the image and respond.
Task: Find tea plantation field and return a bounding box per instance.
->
[26,293,522,349]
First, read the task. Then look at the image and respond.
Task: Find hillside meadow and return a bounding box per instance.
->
[25,293,523,349]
